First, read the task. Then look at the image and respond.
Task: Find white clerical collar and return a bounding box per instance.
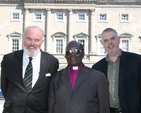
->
[72,66,78,70]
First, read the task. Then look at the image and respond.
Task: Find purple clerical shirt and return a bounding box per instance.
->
[69,63,83,89]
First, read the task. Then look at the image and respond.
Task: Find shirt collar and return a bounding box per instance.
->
[23,50,41,62]
[69,63,83,71]
[106,49,122,62]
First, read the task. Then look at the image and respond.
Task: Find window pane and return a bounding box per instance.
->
[12,39,19,52]
[57,14,63,20]
[13,13,19,20]
[121,14,129,21]
[122,40,129,51]
[56,39,63,54]
[35,13,41,20]
[78,14,85,20]
[100,14,107,21]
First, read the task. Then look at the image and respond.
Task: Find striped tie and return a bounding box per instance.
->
[24,57,33,92]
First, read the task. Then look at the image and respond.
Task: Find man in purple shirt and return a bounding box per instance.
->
[48,40,110,113]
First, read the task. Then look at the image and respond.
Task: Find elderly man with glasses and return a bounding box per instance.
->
[48,40,110,113]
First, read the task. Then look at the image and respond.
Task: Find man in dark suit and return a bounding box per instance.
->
[48,40,110,113]
[1,26,59,113]
[92,28,141,113]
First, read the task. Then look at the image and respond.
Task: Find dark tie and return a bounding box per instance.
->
[24,57,33,92]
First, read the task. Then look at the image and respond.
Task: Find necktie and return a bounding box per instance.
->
[24,57,33,92]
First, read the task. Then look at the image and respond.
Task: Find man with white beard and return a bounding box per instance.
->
[1,26,59,113]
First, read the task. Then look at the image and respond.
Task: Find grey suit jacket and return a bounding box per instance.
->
[48,64,110,113]
[1,50,59,113]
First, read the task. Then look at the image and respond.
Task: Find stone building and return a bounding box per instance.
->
[0,0,141,69]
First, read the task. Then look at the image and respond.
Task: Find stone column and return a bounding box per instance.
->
[46,8,51,53]
[90,9,96,54]
[24,8,29,28]
[68,9,73,42]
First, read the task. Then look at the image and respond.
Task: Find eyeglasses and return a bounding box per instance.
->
[66,49,82,56]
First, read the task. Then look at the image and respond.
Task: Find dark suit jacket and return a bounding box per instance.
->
[92,51,141,113]
[1,50,59,113]
[48,64,110,113]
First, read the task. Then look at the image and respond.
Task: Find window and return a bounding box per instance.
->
[56,39,63,54]
[55,12,65,22]
[120,39,130,52]
[51,32,67,54]
[12,38,19,52]
[95,35,106,55]
[7,32,22,52]
[119,33,132,52]
[11,12,20,21]
[98,13,107,22]
[74,32,89,54]
[54,37,66,54]
[33,12,43,21]
[77,12,86,22]
[98,38,106,55]
[99,39,106,54]
[120,13,130,22]
[9,37,22,52]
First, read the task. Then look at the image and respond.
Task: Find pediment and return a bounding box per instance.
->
[119,33,133,37]
[73,32,89,37]
[51,32,67,37]
[7,31,22,37]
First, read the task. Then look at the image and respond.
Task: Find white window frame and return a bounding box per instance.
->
[98,13,108,22]
[54,37,66,54]
[120,13,130,22]
[33,12,43,22]
[55,12,65,22]
[119,38,131,52]
[76,12,86,22]
[11,12,21,21]
[8,36,22,52]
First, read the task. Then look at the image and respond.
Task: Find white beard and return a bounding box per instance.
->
[23,46,40,57]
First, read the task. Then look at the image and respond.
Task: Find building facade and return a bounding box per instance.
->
[0,0,141,69]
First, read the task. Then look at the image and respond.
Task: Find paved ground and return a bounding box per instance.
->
[0,99,4,113]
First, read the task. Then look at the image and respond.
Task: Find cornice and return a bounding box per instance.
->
[0,0,141,5]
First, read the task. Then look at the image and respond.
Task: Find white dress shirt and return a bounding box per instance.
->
[22,51,41,87]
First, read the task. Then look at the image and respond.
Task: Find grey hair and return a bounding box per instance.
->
[101,28,118,37]
[23,26,44,39]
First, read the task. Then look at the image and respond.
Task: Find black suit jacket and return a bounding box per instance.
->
[92,51,141,113]
[1,50,59,113]
[48,64,110,113]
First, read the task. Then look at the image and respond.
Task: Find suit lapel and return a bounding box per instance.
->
[32,51,49,89]
[61,67,72,93]
[60,65,89,93]
[119,52,127,89]
[39,51,49,77]
[73,65,89,92]
[14,50,26,89]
